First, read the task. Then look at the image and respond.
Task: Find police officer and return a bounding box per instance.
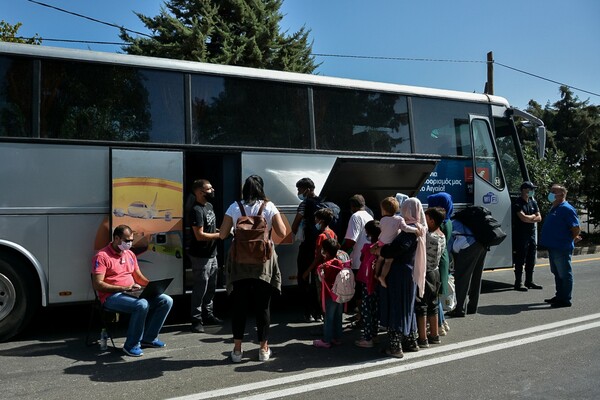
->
[512,181,542,291]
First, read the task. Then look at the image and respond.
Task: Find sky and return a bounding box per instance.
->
[3,0,599,109]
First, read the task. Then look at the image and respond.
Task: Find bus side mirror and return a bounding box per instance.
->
[536,126,546,159]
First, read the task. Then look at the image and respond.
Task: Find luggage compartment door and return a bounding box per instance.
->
[111,149,184,295]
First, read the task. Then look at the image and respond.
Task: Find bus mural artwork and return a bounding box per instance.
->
[0,42,546,340]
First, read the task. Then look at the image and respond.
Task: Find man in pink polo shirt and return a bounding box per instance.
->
[92,225,173,357]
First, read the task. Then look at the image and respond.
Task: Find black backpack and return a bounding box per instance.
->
[304,197,341,239]
[452,205,507,247]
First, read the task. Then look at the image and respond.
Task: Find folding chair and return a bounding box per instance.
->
[85,275,119,348]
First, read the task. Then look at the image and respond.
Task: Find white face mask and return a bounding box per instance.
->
[118,241,132,251]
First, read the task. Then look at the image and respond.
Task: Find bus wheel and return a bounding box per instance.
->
[0,256,39,342]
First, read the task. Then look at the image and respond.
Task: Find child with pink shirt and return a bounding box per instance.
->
[374,197,422,288]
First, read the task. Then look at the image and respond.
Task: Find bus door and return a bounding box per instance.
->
[183,152,241,290]
[469,116,512,269]
[111,149,184,295]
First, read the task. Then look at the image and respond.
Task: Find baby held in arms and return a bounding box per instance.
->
[373,197,423,288]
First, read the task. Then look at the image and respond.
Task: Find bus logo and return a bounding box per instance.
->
[483,192,498,204]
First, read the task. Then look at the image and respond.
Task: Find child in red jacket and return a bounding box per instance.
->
[313,238,345,348]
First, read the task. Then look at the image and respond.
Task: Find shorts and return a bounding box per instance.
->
[415,269,441,317]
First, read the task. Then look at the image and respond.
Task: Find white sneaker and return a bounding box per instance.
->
[438,325,447,336]
[231,350,243,363]
[443,320,450,332]
[258,348,272,361]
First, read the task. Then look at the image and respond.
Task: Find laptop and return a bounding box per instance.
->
[124,278,174,299]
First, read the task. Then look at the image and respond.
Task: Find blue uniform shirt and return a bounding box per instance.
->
[539,201,579,251]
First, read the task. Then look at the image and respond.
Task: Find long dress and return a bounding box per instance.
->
[378,230,418,337]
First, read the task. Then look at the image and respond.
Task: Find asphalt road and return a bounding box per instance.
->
[1,254,599,400]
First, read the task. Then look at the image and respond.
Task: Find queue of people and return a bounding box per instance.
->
[91,178,581,360]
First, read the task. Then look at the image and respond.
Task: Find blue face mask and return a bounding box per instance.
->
[547,192,556,202]
[528,190,535,198]
[298,194,305,201]
[315,223,322,231]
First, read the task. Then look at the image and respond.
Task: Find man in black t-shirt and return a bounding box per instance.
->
[188,179,222,333]
[512,181,543,291]
[291,178,323,322]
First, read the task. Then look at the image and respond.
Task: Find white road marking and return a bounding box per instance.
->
[168,313,600,400]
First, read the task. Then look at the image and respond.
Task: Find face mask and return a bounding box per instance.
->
[298,194,306,201]
[118,241,132,251]
[315,223,322,231]
[205,191,215,200]
[547,192,556,202]
[321,251,327,258]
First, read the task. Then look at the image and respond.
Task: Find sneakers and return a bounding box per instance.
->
[438,325,447,336]
[258,348,272,361]
[402,337,419,352]
[354,339,374,348]
[385,348,404,358]
[123,345,144,357]
[191,321,205,333]
[303,314,315,323]
[313,339,332,348]
[204,315,223,325]
[141,339,166,348]
[428,335,441,344]
[417,338,429,348]
[442,320,450,332]
[230,350,243,363]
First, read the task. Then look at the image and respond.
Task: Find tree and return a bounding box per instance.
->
[120,0,318,73]
[0,20,42,45]
[523,87,600,226]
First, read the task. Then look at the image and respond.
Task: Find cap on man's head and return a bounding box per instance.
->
[520,181,537,190]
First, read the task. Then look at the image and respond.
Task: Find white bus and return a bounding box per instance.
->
[0,42,545,341]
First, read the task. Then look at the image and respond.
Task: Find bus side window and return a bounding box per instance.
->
[472,119,504,189]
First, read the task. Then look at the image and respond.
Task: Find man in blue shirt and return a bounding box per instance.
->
[539,184,581,308]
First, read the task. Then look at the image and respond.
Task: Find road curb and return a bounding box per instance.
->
[537,245,599,259]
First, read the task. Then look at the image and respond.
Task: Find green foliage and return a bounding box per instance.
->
[121,0,318,73]
[522,146,582,216]
[0,21,42,45]
[523,86,600,226]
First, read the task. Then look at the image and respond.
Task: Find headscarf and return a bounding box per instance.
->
[395,193,409,212]
[401,198,427,298]
[427,192,454,222]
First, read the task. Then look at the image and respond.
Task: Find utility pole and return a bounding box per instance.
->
[485,51,494,95]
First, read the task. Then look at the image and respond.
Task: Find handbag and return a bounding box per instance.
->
[441,274,456,312]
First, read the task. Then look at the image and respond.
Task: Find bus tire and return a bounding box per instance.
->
[0,255,39,342]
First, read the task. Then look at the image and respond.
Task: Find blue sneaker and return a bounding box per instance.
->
[123,345,144,357]
[141,339,166,348]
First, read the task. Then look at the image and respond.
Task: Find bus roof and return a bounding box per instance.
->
[0,42,510,107]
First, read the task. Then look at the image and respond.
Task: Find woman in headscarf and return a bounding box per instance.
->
[377,197,427,357]
[427,192,454,335]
